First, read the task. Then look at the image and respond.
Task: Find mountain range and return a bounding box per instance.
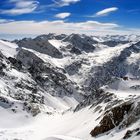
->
[0,34,140,140]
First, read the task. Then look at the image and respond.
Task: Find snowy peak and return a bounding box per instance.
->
[63,33,96,53]
[36,33,67,40]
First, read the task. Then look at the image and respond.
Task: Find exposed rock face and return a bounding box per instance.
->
[16,48,81,98]
[29,62,81,97]
[36,33,67,40]
[15,37,63,58]
[70,46,82,55]
[90,102,132,137]
[16,48,44,67]
[123,128,140,139]
[90,98,140,137]
[65,60,82,75]
[8,57,22,70]
[63,34,96,53]
[120,100,140,129]
[103,40,128,47]
[130,85,140,90]
[74,89,119,112]
[35,33,56,40]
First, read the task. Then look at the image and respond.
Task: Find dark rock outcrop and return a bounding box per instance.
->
[90,102,132,137]
[90,98,140,137]
[123,128,140,139]
[16,48,81,98]
[65,60,82,75]
[15,37,63,58]
[63,34,96,53]
[8,57,22,70]
[103,40,128,47]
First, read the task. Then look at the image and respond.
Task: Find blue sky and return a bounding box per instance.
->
[0,0,140,38]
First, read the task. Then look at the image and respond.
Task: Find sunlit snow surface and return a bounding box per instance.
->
[0,40,18,57]
[0,106,139,140]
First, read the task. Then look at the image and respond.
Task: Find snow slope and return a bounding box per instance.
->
[0,105,139,140]
[0,106,101,140]
[0,40,18,57]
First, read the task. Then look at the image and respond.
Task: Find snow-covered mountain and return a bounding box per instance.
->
[0,34,140,140]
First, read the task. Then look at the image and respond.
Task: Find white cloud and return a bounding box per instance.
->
[0,19,140,36]
[0,19,14,23]
[55,12,71,19]
[0,19,120,35]
[127,9,140,13]
[49,0,80,7]
[0,0,39,15]
[15,1,39,9]
[1,7,37,15]
[93,7,118,17]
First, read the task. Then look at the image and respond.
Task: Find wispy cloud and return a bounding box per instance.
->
[0,0,39,15]
[0,19,119,35]
[0,19,14,23]
[49,0,80,7]
[127,9,140,13]
[1,19,140,36]
[90,7,118,17]
[55,12,71,19]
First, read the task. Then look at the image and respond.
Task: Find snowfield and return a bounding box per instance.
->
[0,106,99,140]
[0,106,140,140]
